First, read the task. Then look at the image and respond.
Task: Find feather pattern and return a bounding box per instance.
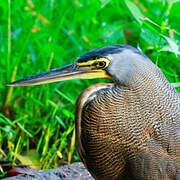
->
[75,61,180,180]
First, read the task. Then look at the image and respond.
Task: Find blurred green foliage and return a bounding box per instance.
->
[0,0,179,176]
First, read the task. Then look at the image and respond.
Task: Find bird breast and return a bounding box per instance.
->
[75,82,180,180]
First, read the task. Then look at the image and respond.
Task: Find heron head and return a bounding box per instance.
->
[7,45,151,87]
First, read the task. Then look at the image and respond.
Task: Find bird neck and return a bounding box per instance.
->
[126,62,177,96]
[115,63,180,117]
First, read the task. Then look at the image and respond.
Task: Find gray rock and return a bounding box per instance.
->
[4,162,94,180]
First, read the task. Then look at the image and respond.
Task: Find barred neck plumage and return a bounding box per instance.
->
[113,62,180,122]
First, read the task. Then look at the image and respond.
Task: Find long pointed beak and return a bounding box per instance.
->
[7,62,111,86]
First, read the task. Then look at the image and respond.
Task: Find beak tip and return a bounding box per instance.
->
[6,80,25,87]
[6,82,16,86]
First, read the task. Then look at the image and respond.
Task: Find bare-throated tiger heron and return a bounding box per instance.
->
[8,45,180,180]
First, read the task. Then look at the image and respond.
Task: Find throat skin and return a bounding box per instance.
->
[75,64,180,179]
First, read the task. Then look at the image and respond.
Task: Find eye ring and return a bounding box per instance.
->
[96,61,106,69]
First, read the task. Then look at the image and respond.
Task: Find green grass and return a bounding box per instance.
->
[0,0,180,177]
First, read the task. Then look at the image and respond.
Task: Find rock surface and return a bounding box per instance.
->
[4,162,94,180]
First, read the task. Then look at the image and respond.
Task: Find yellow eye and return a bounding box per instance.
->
[96,61,106,69]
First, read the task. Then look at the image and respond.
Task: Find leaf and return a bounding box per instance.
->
[17,122,33,137]
[62,109,74,118]
[125,0,144,25]
[100,0,111,8]
[55,115,66,129]
[171,82,180,87]
[68,129,75,164]
[12,150,41,169]
[170,1,180,18]
[0,113,16,127]
[102,22,124,43]
[55,89,75,104]
[142,17,160,28]
[140,28,162,47]
[56,150,63,159]
[161,35,180,56]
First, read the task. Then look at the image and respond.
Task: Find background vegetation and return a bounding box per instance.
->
[0,0,180,177]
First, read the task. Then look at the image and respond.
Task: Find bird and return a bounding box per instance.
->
[8,45,180,180]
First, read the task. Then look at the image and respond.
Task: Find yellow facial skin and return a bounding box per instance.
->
[77,58,110,68]
[7,58,112,86]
